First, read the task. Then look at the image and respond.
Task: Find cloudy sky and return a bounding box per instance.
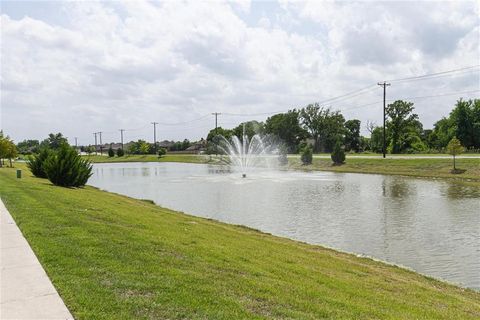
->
[1,0,479,145]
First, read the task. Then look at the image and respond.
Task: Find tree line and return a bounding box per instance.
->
[206,98,479,154]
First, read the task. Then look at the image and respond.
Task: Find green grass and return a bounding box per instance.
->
[1,165,479,319]
[83,154,209,164]
[81,153,480,183]
[289,157,480,182]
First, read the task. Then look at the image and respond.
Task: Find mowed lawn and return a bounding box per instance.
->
[0,165,479,319]
[83,154,209,164]
[84,153,480,183]
[289,157,480,182]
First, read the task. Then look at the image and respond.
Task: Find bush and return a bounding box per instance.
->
[300,145,313,165]
[43,144,93,187]
[108,147,115,157]
[27,148,51,178]
[116,148,124,157]
[331,141,345,165]
[158,148,167,158]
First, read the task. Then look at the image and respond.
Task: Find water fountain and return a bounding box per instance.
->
[216,125,278,178]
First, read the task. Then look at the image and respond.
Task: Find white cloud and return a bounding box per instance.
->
[1,0,478,144]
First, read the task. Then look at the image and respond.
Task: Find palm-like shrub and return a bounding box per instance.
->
[43,144,93,187]
[27,148,52,178]
[300,145,313,165]
[331,141,346,165]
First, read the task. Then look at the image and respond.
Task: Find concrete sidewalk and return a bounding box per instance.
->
[0,199,73,320]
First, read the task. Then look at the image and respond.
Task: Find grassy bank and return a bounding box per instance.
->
[82,153,480,182]
[83,154,208,164]
[289,157,480,182]
[1,165,479,319]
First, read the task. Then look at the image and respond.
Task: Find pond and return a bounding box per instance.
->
[88,162,480,290]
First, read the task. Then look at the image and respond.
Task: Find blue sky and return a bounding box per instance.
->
[1,0,479,145]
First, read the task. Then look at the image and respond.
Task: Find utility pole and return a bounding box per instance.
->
[93,132,98,155]
[151,122,158,153]
[377,82,391,158]
[98,131,103,155]
[119,129,125,150]
[74,137,78,149]
[212,112,221,156]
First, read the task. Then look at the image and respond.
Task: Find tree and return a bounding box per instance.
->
[17,139,40,154]
[430,99,480,150]
[158,148,167,158]
[446,137,463,171]
[331,140,345,165]
[300,144,313,165]
[85,145,95,155]
[232,121,265,142]
[27,148,52,178]
[300,104,345,152]
[43,144,93,187]
[108,147,115,157]
[265,110,307,153]
[450,99,480,149]
[139,141,150,154]
[385,100,421,153]
[344,119,361,152]
[0,132,18,167]
[40,133,68,150]
[206,127,233,142]
[127,140,151,155]
[370,127,384,153]
[116,148,124,157]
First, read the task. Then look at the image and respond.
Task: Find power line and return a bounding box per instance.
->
[386,65,480,83]
[341,89,480,112]
[155,114,211,126]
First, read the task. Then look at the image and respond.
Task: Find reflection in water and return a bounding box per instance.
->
[89,162,480,290]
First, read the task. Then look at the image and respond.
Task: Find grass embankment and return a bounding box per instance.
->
[83,154,208,164]
[1,165,479,319]
[288,157,480,182]
[84,153,480,183]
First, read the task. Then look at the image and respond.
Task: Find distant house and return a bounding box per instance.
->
[158,140,175,149]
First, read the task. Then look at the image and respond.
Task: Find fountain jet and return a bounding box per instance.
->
[216,124,278,177]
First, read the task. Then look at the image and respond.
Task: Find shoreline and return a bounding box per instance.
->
[82,154,480,185]
[1,165,479,318]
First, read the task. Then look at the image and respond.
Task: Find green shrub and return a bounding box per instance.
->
[27,148,51,178]
[108,147,115,157]
[331,141,345,165]
[300,145,312,165]
[43,144,93,187]
[158,148,167,158]
[116,148,124,157]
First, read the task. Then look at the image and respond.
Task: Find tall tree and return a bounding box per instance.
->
[0,132,18,167]
[265,110,307,153]
[232,121,265,142]
[344,119,361,152]
[206,127,233,142]
[40,133,68,150]
[370,127,384,153]
[300,104,345,152]
[450,99,480,149]
[17,139,40,154]
[385,100,421,154]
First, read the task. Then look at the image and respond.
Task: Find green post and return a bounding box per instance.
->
[16,169,22,179]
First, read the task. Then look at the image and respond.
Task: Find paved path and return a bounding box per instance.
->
[0,199,73,320]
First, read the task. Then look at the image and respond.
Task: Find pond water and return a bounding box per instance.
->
[88,162,480,290]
